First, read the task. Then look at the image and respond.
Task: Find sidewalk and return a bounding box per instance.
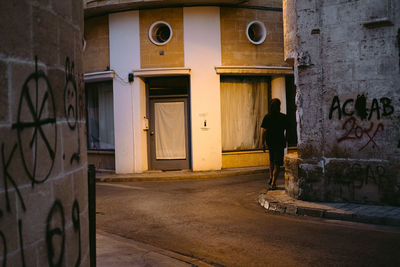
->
[96,166,267,182]
[259,186,400,227]
[97,230,213,267]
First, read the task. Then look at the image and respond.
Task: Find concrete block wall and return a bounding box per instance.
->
[283,0,400,205]
[0,0,89,266]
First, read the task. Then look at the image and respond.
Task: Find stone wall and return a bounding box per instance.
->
[0,0,89,266]
[283,0,400,205]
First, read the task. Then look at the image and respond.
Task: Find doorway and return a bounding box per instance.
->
[147,76,190,170]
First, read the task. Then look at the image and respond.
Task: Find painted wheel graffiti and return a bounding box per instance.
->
[12,57,57,185]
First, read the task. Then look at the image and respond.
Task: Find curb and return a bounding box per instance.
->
[96,167,267,182]
[259,193,400,227]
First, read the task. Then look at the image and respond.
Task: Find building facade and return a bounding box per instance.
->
[83,0,297,173]
[283,0,400,205]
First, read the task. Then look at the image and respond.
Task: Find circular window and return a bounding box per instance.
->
[149,21,173,45]
[246,21,267,45]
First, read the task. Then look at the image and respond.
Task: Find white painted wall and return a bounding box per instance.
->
[134,78,148,172]
[184,7,222,171]
[271,76,287,114]
[109,11,146,173]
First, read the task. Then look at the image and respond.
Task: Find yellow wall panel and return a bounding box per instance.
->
[84,15,110,73]
[222,151,269,169]
[140,8,184,68]
[220,8,290,67]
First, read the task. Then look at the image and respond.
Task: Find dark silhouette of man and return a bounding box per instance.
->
[261,98,288,190]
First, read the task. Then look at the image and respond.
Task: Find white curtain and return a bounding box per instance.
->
[155,102,186,159]
[221,77,268,151]
[98,85,114,149]
[86,82,114,150]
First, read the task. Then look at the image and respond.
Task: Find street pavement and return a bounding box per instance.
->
[97,167,400,227]
[96,169,400,266]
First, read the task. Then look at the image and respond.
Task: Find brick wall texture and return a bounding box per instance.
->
[84,4,288,70]
[84,15,110,73]
[0,0,89,266]
[140,8,185,68]
[220,7,289,67]
[284,0,400,205]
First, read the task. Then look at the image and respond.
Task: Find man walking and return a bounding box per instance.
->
[261,98,288,190]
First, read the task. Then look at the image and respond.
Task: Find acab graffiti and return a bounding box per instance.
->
[326,163,400,204]
[328,94,397,151]
[1,56,84,267]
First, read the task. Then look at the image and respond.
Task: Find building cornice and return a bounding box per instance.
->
[84,0,283,18]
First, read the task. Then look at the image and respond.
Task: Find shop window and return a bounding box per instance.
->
[149,21,173,45]
[221,76,269,151]
[246,20,267,45]
[86,81,115,150]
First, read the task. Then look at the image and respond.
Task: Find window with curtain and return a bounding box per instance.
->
[221,76,269,151]
[86,81,115,150]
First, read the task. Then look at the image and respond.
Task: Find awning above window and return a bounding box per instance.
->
[84,71,115,83]
[133,68,191,78]
[215,66,293,76]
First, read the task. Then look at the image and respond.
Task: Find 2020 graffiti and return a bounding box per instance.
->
[337,117,384,151]
[1,56,84,266]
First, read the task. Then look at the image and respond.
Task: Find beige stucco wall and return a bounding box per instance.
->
[140,8,184,68]
[220,7,289,67]
[0,0,89,265]
[84,15,110,73]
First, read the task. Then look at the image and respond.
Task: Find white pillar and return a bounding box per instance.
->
[109,11,144,173]
[184,7,222,171]
[271,76,287,114]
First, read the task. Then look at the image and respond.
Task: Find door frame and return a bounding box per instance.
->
[146,76,192,171]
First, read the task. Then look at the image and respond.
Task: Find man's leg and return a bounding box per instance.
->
[271,165,280,189]
[268,163,274,185]
[271,147,284,189]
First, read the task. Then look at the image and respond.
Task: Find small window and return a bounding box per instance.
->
[149,21,173,45]
[246,21,267,45]
[86,81,115,150]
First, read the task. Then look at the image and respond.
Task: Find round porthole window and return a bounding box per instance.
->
[246,21,267,45]
[149,21,173,45]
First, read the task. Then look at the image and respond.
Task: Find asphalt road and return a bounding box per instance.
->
[96,174,400,267]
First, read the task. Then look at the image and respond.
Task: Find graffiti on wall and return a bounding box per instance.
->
[326,163,400,203]
[12,57,57,185]
[1,56,84,267]
[329,95,397,151]
[64,58,81,164]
